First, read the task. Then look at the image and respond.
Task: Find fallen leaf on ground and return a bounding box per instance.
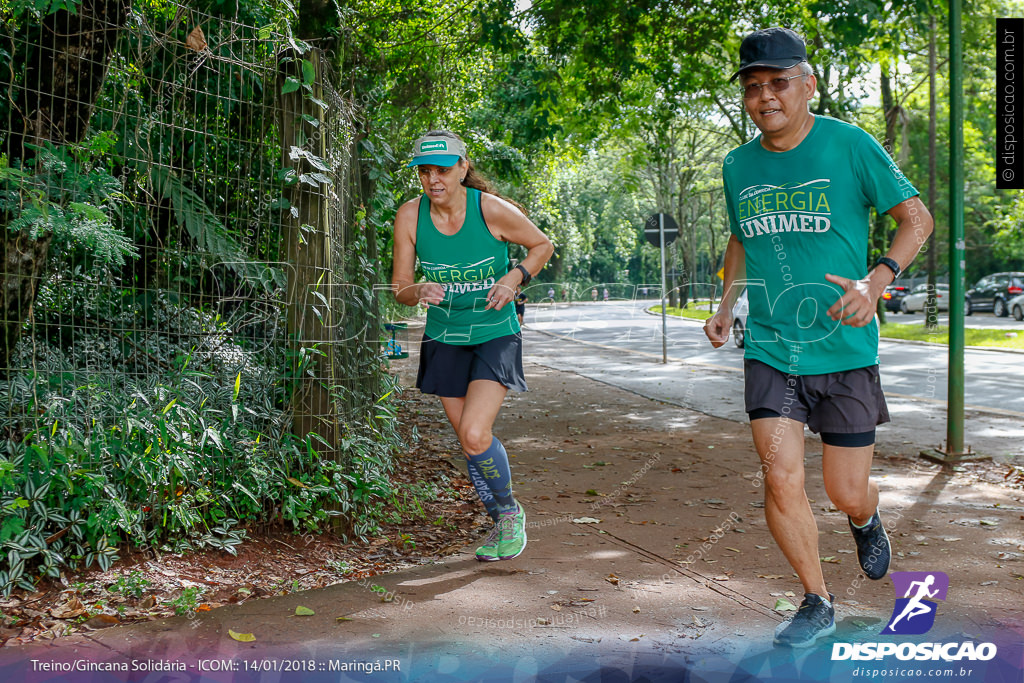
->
[573,517,601,524]
[336,616,353,622]
[605,574,620,586]
[295,606,315,616]
[82,615,120,630]
[774,598,797,612]
[50,597,86,619]
[757,574,785,579]
[228,629,255,642]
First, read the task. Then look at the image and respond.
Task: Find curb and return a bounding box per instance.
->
[641,306,1024,355]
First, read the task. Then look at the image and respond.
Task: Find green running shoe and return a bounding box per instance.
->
[497,502,527,560]
[475,521,504,562]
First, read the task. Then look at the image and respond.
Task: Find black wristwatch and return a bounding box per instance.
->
[875,256,901,281]
[514,264,532,286]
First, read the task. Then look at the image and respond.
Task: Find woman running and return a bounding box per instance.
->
[391,130,553,561]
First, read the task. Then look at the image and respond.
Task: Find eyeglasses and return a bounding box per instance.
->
[742,74,807,99]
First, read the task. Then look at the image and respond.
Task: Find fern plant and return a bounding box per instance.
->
[0,142,137,268]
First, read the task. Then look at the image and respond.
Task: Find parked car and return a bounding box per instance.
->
[882,285,910,313]
[965,272,1024,317]
[732,290,748,348]
[900,283,949,313]
[1009,293,1024,322]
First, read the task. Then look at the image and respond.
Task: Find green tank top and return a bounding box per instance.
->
[415,187,520,345]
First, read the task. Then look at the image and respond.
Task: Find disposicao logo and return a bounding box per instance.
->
[831,571,997,663]
[420,140,448,152]
[883,571,949,635]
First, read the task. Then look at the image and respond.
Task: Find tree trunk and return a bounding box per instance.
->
[280,49,341,458]
[874,64,899,325]
[0,0,126,374]
[926,15,939,330]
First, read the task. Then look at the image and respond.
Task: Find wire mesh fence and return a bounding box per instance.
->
[0,4,387,592]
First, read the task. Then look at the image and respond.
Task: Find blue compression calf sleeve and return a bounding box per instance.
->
[466,459,500,521]
[466,437,516,515]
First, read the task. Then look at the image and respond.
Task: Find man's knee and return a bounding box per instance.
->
[828,488,869,514]
[763,464,804,498]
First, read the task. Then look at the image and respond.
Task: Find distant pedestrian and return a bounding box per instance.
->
[591,288,598,301]
[602,287,610,302]
[547,286,555,300]
[392,130,553,562]
[514,290,527,326]
[703,28,932,648]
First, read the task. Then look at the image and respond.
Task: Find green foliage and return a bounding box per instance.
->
[147,165,284,293]
[111,571,151,598]
[166,586,204,616]
[0,281,401,595]
[0,142,137,268]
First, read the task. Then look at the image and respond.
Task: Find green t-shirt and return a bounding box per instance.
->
[415,187,520,345]
[723,116,918,375]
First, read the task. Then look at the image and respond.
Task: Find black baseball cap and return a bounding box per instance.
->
[730,27,807,82]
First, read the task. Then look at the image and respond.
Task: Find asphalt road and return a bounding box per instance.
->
[523,300,1024,417]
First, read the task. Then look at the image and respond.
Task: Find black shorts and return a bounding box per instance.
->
[744,359,890,435]
[416,333,528,398]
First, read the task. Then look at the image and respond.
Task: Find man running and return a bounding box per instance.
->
[704,27,933,648]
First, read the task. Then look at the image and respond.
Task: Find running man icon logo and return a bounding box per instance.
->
[881,571,949,635]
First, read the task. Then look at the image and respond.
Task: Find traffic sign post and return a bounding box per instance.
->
[645,214,679,364]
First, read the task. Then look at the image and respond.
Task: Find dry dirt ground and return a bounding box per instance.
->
[0,352,1022,680]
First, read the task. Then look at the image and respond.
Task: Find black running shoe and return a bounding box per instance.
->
[774,593,836,648]
[849,509,891,580]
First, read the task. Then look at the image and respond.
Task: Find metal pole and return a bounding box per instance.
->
[924,0,982,463]
[947,0,965,455]
[660,214,667,364]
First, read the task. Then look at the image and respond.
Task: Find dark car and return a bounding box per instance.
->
[965,272,1024,317]
[881,285,910,313]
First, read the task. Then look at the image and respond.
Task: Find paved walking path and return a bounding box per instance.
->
[1,335,1021,682]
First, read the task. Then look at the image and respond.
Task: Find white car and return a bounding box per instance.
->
[1008,293,1024,321]
[900,283,949,313]
[732,290,748,348]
